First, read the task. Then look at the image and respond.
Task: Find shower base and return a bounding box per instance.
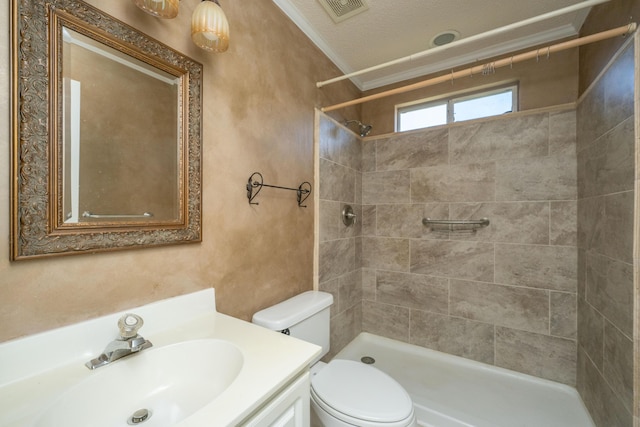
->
[334,333,594,427]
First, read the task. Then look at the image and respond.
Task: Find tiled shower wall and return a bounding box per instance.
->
[318,107,580,384]
[575,42,635,426]
[317,117,364,359]
[359,109,579,385]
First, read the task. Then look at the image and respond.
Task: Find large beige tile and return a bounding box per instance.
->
[410,162,495,203]
[328,303,362,360]
[362,237,410,272]
[550,291,577,339]
[577,117,634,198]
[362,139,376,172]
[362,268,376,301]
[603,44,634,131]
[450,279,549,334]
[376,271,448,313]
[320,158,356,202]
[410,240,494,282]
[495,327,576,385]
[410,310,494,364]
[494,244,577,292]
[496,155,577,201]
[319,115,361,171]
[362,300,410,342]
[376,128,448,170]
[338,269,363,314]
[603,321,633,414]
[550,201,577,246]
[355,236,362,269]
[577,76,607,151]
[549,109,577,156]
[319,200,340,242]
[577,196,605,251]
[585,251,633,337]
[362,170,411,204]
[361,205,376,236]
[602,190,634,264]
[577,348,632,427]
[449,113,548,164]
[578,296,605,370]
[318,238,356,283]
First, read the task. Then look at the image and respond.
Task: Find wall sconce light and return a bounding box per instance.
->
[132,0,229,53]
[191,0,230,52]
[132,0,180,19]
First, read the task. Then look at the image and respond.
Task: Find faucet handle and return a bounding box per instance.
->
[118,313,144,338]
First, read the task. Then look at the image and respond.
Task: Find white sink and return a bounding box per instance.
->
[36,339,243,427]
[0,289,320,427]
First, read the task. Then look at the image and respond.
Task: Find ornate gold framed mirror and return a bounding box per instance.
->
[11,0,203,259]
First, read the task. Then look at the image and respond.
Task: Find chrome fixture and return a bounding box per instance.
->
[128,408,152,425]
[344,120,372,137]
[85,313,153,370]
[422,217,490,233]
[342,205,357,227]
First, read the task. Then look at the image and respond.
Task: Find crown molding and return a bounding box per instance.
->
[272,0,364,89]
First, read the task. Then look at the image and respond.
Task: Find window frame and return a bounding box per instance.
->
[395,82,519,132]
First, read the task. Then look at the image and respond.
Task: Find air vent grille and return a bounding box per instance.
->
[318,0,369,23]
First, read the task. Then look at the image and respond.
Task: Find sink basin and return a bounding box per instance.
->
[36,339,244,427]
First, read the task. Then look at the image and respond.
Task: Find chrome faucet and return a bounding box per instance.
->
[85,313,153,370]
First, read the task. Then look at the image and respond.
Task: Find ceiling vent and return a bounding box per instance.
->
[317,0,369,23]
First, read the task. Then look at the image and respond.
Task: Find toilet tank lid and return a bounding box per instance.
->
[252,291,333,331]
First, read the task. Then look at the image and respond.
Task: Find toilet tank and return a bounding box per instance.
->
[252,291,333,362]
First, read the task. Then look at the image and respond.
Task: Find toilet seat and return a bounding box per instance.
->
[311,359,415,426]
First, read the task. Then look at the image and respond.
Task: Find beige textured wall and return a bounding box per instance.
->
[0,0,360,342]
[360,45,578,136]
[576,41,635,427]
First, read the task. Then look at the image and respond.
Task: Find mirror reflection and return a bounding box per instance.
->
[11,1,203,260]
[61,28,181,224]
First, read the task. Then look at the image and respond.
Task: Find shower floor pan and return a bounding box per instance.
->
[334,333,594,427]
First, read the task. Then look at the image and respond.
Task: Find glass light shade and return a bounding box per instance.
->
[191,0,229,52]
[132,0,179,19]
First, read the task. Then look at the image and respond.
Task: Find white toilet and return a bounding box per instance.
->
[252,291,417,427]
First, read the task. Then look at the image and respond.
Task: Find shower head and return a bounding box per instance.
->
[344,120,373,137]
[359,124,373,137]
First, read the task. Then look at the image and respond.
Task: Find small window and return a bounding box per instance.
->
[398,101,447,132]
[396,84,517,132]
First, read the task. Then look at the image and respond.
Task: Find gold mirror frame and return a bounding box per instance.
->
[11,0,203,260]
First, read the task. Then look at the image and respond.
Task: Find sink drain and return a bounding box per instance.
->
[127,408,152,425]
[361,356,375,364]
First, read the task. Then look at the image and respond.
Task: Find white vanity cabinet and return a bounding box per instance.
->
[242,372,311,427]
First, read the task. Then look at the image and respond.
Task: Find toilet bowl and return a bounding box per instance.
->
[252,291,417,427]
[310,360,417,427]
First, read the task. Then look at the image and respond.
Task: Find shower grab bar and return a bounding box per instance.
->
[422,217,490,232]
[82,211,154,219]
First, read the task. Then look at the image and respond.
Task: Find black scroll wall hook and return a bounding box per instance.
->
[247,172,311,208]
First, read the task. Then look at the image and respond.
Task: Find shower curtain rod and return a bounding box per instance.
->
[316,0,610,89]
[321,23,636,113]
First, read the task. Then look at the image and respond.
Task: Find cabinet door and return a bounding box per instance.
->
[242,372,310,427]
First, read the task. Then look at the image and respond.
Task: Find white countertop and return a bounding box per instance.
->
[0,289,321,427]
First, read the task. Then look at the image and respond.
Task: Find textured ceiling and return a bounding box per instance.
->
[273,0,606,90]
